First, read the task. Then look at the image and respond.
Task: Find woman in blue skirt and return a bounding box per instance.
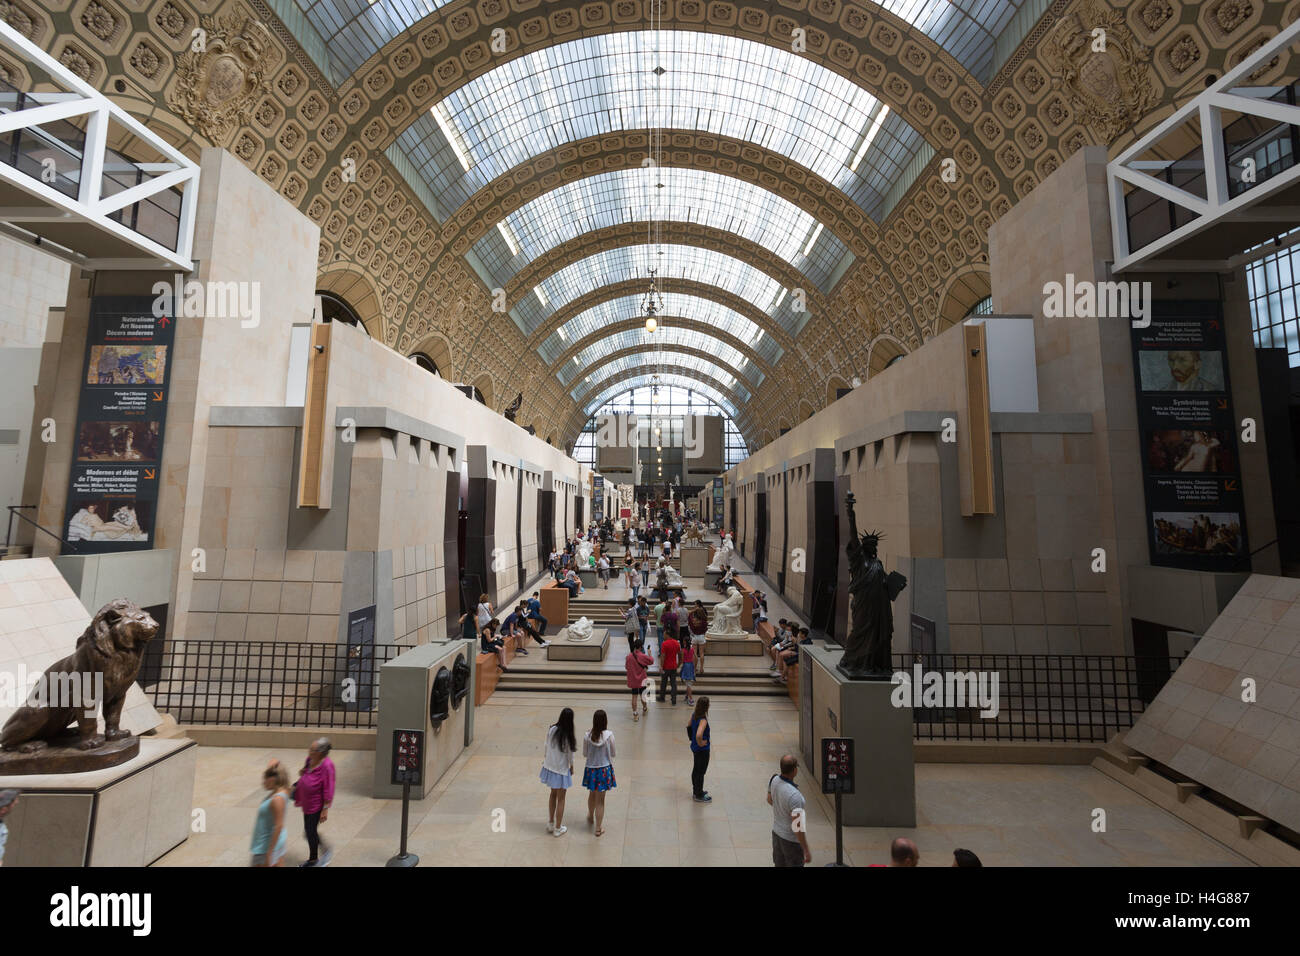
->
[540,707,577,837]
[581,709,616,837]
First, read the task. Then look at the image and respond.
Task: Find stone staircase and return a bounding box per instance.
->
[495,595,788,699]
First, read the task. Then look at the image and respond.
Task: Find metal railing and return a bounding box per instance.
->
[4,504,89,554]
[145,640,409,729]
[0,78,183,250]
[893,652,1184,743]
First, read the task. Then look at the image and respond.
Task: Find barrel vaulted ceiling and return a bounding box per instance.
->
[18,0,1298,450]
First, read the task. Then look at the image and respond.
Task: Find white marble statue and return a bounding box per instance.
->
[655,562,683,587]
[576,538,593,566]
[567,616,594,642]
[706,534,734,572]
[708,586,745,636]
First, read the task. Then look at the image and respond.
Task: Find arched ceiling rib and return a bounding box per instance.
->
[579,371,747,423]
[512,243,801,342]
[401,31,923,224]
[560,334,763,390]
[576,350,751,403]
[283,0,1018,90]
[541,293,783,367]
[556,316,778,381]
[471,167,852,294]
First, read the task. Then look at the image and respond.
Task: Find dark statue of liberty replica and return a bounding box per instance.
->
[838,491,907,680]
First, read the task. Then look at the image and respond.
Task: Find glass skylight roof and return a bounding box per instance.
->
[512,244,789,336]
[575,353,750,406]
[558,327,761,389]
[538,293,783,366]
[289,3,1030,88]
[402,32,923,224]
[470,167,850,293]
[583,374,740,419]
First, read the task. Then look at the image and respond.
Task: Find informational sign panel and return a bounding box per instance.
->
[345,605,376,710]
[593,475,604,522]
[390,728,424,787]
[909,614,936,658]
[64,296,174,554]
[821,737,854,795]
[1131,301,1248,572]
[712,477,723,525]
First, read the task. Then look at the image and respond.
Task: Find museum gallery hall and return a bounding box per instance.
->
[0,0,1298,902]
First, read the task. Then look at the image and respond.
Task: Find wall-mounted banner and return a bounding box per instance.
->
[1131,300,1248,572]
[712,477,723,525]
[64,296,174,554]
[593,474,604,523]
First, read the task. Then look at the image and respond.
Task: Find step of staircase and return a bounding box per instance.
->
[495,668,789,698]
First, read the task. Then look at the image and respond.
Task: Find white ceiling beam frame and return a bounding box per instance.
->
[1108,17,1300,273]
[0,20,199,272]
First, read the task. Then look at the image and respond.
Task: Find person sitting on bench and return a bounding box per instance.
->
[480,618,508,673]
[526,592,548,635]
[775,628,812,683]
[504,602,548,652]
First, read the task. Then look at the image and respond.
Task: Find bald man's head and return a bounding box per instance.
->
[890,838,919,867]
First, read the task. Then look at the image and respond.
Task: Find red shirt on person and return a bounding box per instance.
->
[661,637,680,670]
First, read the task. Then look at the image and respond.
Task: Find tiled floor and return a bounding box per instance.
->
[153,533,1250,867]
[156,690,1251,867]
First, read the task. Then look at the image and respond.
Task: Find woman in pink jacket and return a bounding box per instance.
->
[294,737,336,867]
[625,639,653,723]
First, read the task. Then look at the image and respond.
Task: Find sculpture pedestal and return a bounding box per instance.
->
[800,646,915,827]
[679,546,709,578]
[547,626,609,662]
[0,736,197,866]
[702,631,764,656]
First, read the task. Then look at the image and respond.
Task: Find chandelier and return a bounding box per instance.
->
[642,270,664,333]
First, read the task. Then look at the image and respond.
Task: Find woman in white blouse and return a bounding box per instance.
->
[540,707,577,837]
[581,709,616,837]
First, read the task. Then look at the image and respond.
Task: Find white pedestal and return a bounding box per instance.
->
[0,736,197,866]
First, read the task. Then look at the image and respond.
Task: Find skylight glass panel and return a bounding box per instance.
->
[512,244,784,333]
[537,294,783,365]
[470,167,850,292]
[575,354,750,405]
[414,32,922,222]
[293,4,1029,90]
[583,374,740,419]
[559,328,758,388]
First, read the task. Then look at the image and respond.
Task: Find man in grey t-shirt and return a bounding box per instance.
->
[767,755,810,867]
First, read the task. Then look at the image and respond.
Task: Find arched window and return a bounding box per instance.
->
[964,296,993,319]
[316,292,369,335]
[409,352,439,376]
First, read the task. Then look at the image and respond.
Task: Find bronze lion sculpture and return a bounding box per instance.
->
[1,598,158,753]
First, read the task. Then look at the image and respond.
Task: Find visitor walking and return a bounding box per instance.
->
[294,737,336,867]
[636,595,650,645]
[541,707,577,837]
[688,601,710,676]
[680,635,696,706]
[657,630,680,705]
[0,789,17,866]
[251,760,291,867]
[626,639,653,722]
[768,755,811,867]
[597,554,611,589]
[688,697,711,803]
[582,710,616,837]
[622,598,639,651]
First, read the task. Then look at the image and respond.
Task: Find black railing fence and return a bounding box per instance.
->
[145,640,408,729]
[891,652,1184,743]
[146,639,1183,741]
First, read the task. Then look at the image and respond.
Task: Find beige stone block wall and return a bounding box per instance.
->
[785,467,809,609]
[765,470,786,582]
[189,547,344,644]
[0,234,70,348]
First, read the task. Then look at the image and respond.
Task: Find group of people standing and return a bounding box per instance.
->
[538,697,715,838]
